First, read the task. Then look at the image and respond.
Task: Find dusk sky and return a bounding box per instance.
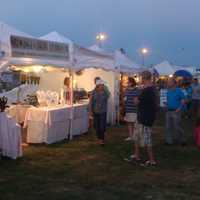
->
[0,0,200,66]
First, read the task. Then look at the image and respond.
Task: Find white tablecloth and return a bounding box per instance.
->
[72,104,89,136]
[24,104,89,144]
[0,112,22,159]
[7,105,33,124]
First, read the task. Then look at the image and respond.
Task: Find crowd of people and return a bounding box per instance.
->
[89,71,200,166]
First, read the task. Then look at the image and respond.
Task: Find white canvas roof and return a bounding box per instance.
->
[40,36,115,72]
[0,21,31,56]
[74,45,115,71]
[40,31,73,45]
[0,24,73,70]
[88,45,143,74]
[0,22,32,71]
[114,50,142,74]
[88,44,107,54]
[154,60,175,76]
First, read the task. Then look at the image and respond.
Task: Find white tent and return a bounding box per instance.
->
[0,21,31,52]
[40,33,115,71]
[73,45,118,125]
[74,45,115,71]
[40,31,73,45]
[88,44,107,54]
[154,60,175,76]
[88,45,143,74]
[114,50,142,74]
[0,25,73,69]
[0,22,32,71]
[38,37,117,124]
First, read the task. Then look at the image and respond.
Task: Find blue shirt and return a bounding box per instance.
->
[167,88,185,110]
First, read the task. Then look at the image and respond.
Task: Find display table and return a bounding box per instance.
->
[7,105,33,124]
[24,103,89,144]
[72,103,89,136]
[0,112,22,159]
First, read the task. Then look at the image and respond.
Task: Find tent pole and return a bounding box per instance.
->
[69,69,74,140]
[68,43,75,141]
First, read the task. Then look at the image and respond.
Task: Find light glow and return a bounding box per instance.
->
[141,48,148,55]
[96,33,107,41]
[33,65,43,73]
[23,68,30,73]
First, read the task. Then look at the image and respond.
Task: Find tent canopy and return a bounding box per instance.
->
[0,22,33,71]
[154,60,175,76]
[0,21,31,56]
[88,44,106,53]
[40,31,73,45]
[114,49,142,74]
[0,24,73,70]
[88,45,143,74]
[74,45,115,71]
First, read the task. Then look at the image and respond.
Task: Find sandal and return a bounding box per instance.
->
[124,155,141,163]
[140,160,157,167]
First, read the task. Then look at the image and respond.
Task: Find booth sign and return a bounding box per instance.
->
[10,35,69,60]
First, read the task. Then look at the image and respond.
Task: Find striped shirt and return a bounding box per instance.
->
[124,87,139,113]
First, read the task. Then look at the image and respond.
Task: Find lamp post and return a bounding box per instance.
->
[96,32,107,48]
[141,48,149,66]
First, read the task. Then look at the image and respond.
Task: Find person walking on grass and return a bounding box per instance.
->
[90,79,109,145]
[125,71,158,166]
[165,78,186,146]
[124,77,139,141]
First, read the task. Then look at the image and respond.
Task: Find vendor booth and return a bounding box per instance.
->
[74,45,118,125]
[0,22,33,159]
[40,34,118,125]
[0,23,144,160]
[0,34,90,148]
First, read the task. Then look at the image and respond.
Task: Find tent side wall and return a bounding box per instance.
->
[38,71,69,92]
[74,68,118,125]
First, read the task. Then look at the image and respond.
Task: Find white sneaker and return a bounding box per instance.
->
[124,137,133,141]
[130,154,136,159]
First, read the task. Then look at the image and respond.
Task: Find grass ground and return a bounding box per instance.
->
[0,114,200,200]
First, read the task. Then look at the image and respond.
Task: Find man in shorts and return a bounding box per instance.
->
[128,71,158,166]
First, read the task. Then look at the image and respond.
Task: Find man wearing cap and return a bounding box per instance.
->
[94,77,110,98]
[90,79,110,145]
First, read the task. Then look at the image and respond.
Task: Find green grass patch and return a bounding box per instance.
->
[0,115,199,200]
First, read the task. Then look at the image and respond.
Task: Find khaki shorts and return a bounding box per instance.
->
[133,123,153,147]
[124,113,137,123]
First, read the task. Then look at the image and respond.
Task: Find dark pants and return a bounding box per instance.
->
[93,113,107,140]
